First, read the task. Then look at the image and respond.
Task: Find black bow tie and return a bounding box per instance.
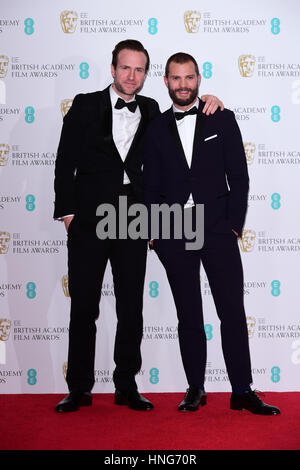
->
[174,106,198,121]
[115,98,138,113]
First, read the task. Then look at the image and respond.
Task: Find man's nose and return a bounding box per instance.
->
[128,69,135,80]
[179,78,188,88]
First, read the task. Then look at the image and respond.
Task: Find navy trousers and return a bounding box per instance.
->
[154,230,253,391]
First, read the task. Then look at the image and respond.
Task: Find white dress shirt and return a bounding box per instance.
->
[173,99,199,208]
[110,85,141,185]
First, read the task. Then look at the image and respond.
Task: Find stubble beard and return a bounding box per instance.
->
[168,85,199,107]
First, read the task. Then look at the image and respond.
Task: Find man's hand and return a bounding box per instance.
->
[63,215,74,232]
[201,95,224,115]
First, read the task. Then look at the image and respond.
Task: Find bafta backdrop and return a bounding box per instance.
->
[1,0,300,393]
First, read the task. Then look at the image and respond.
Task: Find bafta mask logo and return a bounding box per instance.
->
[0,232,10,254]
[238,229,256,253]
[62,361,68,380]
[184,11,201,33]
[238,55,256,77]
[0,318,11,341]
[0,55,9,78]
[62,274,70,297]
[246,316,256,338]
[0,144,9,166]
[60,10,78,34]
[244,142,256,165]
[61,99,73,118]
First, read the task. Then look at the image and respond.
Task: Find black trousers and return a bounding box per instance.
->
[66,209,147,393]
[154,231,253,391]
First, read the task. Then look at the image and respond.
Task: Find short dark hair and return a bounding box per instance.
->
[165,52,199,77]
[112,39,150,73]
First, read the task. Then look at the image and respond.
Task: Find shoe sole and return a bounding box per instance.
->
[230,403,280,415]
[56,397,92,413]
[115,397,153,411]
[178,396,207,411]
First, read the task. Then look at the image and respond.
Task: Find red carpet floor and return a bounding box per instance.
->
[0,392,299,451]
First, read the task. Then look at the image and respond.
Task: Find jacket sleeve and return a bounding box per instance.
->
[53,94,84,219]
[222,110,249,236]
[149,99,161,121]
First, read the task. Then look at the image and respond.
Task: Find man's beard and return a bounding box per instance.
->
[113,78,144,98]
[168,85,198,107]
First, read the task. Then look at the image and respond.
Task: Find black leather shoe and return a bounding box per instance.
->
[115,389,154,411]
[178,387,207,411]
[230,390,280,415]
[55,392,92,413]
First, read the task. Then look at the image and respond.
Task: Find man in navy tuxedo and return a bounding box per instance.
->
[54,41,223,413]
[143,52,280,415]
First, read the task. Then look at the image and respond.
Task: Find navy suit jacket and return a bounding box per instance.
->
[143,99,249,236]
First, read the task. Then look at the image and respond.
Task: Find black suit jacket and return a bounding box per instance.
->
[54,86,160,221]
[143,99,249,236]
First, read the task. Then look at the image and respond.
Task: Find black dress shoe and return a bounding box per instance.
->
[114,389,154,411]
[55,392,92,413]
[230,390,280,415]
[178,387,207,411]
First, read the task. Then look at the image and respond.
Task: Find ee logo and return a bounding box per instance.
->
[25,194,36,211]
[204,324,213,340]
[271,105,280,122]
[203,62,213,79]
[271,193,281,209]
[25,106,35,123]
[24,18,34,35]
[271,280,280,297]
[79,62,89,79]
[26,282,36,299]
[148,18,158,35]
[149,281,159,298]
[271,18,280,35]
[271,366,280,383]
[149,367,159,384]
[27,368,37,385]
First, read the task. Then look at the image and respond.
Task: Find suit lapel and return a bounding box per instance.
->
[124,94,146,163]
[166,108,190,171]
[99,86,124,164]
[99,88,149,164]
[99,86,112,138]
[191,99,206,168]
[166,99,207,170]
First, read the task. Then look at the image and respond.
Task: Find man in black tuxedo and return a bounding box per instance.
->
[143,52,280,415]
[54,40,223,412]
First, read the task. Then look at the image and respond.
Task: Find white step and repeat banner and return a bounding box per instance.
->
[1,0,300,394]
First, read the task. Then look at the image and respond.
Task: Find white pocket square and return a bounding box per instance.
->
[204,134,218,141]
